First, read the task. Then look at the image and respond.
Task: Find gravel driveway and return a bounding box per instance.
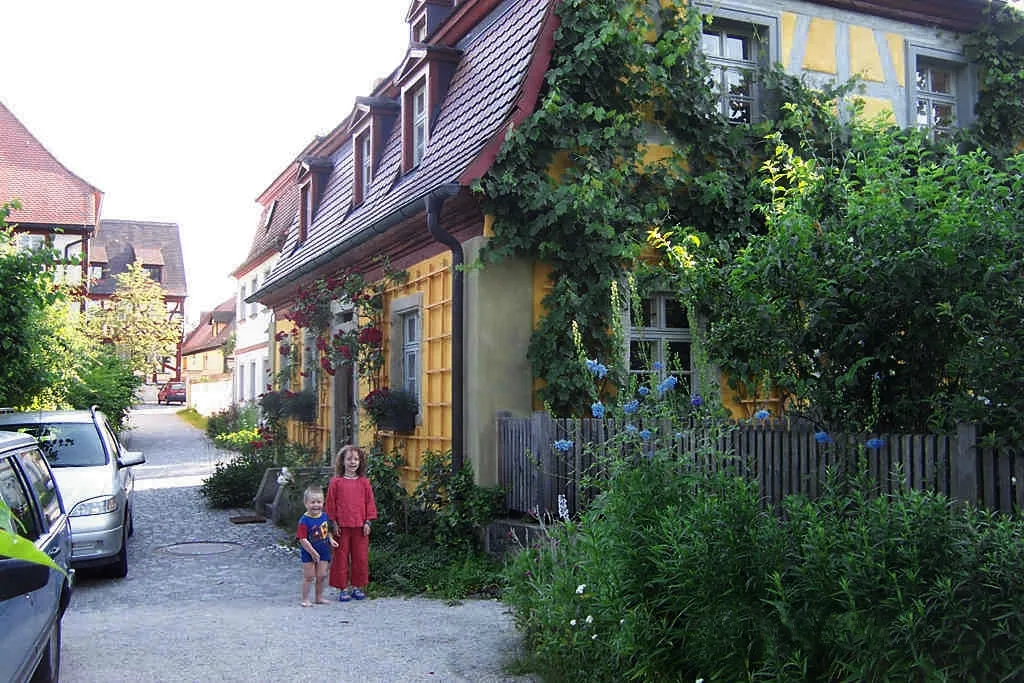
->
[61,404,535,682]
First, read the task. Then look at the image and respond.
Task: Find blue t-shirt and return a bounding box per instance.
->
[296,512,332,563]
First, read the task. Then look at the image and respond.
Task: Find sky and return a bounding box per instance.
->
[2,0,412,330]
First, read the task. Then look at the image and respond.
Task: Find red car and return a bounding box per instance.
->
[157,381,186,405]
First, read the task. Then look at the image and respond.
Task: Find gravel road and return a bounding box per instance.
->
[61,404,535,683]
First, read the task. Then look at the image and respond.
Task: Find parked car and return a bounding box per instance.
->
[157,381,186,405]
[0,430,74,683]
[0,407,144,578]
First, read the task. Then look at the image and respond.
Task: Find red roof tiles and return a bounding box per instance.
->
[0,101,102,227]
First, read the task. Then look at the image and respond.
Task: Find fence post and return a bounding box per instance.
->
[531,411,554,515]
[952,423,978,506]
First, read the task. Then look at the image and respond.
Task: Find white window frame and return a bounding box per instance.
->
[360,133,373,195]
[698,5,779,124]
[906,43,974,140]
[16,233,45,253]
[390,293,423,418]
[412,84,427,168]
[627,293,694,391]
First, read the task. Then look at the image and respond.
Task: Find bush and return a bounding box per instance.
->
[205,404,258,439]
[199,450,278,508]
[65,349,141,432]
[502,450,1024,682]
[369,534,502,600]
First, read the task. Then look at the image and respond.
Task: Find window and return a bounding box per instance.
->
[401,311,420,400]
[89,264,105,281]
[249,277,258,318]
[908,45,973,140]
[353,131,373,205]
[412,17,427,42]
[403,82,428,172]
[702,23,759,123]
[298,182,312,244]
[18,448,61,529]
[249,361,257,402]
[238,365,245,402]
[144,265,162,282]
[698,7,778,124]
[239,284,247,320]
[628,294,692,391]
[16,233,45,253]
[0,456,39,541]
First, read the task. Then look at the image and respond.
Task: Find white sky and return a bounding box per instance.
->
[2,0,412,330]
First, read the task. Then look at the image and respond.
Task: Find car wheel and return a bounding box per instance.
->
[31,618,61,682]
[107,526,129,579]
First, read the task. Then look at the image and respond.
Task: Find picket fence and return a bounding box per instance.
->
[496,411,1024,518]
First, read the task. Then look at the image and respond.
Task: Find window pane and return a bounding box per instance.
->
[20,449,61,528]
[666,341,692,374]
[702,32,721,57]
[630,340,653,371]
[930,68,953,95]
[664,299,687,329]
[933,102,955,128]
[725,33,749,60]
[0,457,39,541]
[5,423,106,467]
[634,298,654,327]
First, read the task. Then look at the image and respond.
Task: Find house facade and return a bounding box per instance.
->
[181,297,235,415]
[245,0,997,486]
[88,219,189,381]
[0,101,103,300]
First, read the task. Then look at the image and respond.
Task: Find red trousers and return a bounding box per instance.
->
[329,526,369,589]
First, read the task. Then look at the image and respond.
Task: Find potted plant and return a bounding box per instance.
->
[362,387,418,433]
[284,389,317,423]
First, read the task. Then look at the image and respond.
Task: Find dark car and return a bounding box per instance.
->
[0,430,74,683]
[0,408,144,578]
[157,381,186,405]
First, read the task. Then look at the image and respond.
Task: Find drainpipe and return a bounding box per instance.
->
[425,183,463,472]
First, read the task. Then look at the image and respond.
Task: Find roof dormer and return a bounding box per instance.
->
[349,96,399,206]
[394,43,462,174]
[406,0,455,43]
[295,156,332,245]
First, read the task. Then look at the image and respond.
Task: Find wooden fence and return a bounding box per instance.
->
[497,411,1024,518]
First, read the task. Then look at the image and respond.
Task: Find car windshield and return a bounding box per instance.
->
[1,423,107,467]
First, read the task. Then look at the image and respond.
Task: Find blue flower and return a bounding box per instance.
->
[690,395,703,408]
[652,361,663,371]
[658,376,679,394]
[637,386,651,397]
[865,438,886,450]
[639,429,652,441]
[585,359,608,379]
[590,402,605,419]
[553,439,574,452]
[625,424,638,433]
[754,409,770,420]
[623,399,639,415]
[814,431,832,444]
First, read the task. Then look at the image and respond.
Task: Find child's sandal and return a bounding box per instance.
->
[351,588,366,600]
[338,589,351,602]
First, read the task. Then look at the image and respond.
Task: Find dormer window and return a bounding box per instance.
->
[413,17,427,42]
[89,263,106,281]
[395,43,460,174]
[144,265,162,283]
[298,182,312,244]
[353,131,373,205]
[411,85,427,167]
[263,199,277,232]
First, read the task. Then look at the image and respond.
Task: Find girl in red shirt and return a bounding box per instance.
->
[324,444,377,601]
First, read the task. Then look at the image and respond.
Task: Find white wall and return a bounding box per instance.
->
[190,379,232,416]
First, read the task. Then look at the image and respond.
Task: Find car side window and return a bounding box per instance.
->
[98,418,121,460]
[18,447,62,529]
[0,456,41,542]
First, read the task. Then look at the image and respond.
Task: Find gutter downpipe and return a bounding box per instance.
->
[426,183,464,472]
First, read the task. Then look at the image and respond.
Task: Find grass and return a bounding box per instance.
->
[176,407,207,431]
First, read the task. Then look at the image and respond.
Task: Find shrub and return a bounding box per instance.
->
[205,404,257,439]
[199,450,278,508]
[65,349,141,432]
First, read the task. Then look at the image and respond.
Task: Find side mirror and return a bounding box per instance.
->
[0,558,50,600]
[118,451,145,467]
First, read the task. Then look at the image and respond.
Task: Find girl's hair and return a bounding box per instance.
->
[303,485,323,503]
[333,444,367,478]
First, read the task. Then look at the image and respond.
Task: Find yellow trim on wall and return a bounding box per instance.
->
[849,25,884,82]
[802,18,837,74]
[853,96,896,125]
[781,12,797,68]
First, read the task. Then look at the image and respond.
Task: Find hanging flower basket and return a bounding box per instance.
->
[362,387,418,433]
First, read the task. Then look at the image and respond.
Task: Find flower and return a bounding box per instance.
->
[274,330,288,341]
[652,361,663,371]
[590,402,605,419]
[690,395,703,407]
[557,494,569,522]
[585,359,608,379]
[591,633,598,640]
[623,399,639,415]
[357,326,383,346]
[576,584,586,594]
[585,615,593,624]
[570,619,577,626]
[754,409,770,420]
[814,431,832,444]
[625,424,638,433]
[866,438,886,449]
[637,386,651,397]
[658,376,679,394]
[553,439,574,452]
[639,429,651,441]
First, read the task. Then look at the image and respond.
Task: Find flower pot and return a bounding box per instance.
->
[387,411,417,434]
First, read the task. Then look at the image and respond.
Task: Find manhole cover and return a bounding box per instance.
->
[160,541,242,556]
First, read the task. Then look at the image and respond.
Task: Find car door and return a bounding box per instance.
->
[0,445,69,683]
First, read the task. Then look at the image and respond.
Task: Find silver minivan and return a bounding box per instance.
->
[0,407,144,578]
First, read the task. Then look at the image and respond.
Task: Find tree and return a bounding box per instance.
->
[85,261,180,376]
[667,122,1024,444]
[0,201,74,408]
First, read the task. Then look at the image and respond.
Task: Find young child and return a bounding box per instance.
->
[324,444,377,601]
[296,485,338,607]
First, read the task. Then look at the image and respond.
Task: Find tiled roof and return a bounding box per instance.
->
[260,0,551,295]
[181,297,235,355]
[235,180,299,276]
[90,219,188,298]
[0,101,102,227]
